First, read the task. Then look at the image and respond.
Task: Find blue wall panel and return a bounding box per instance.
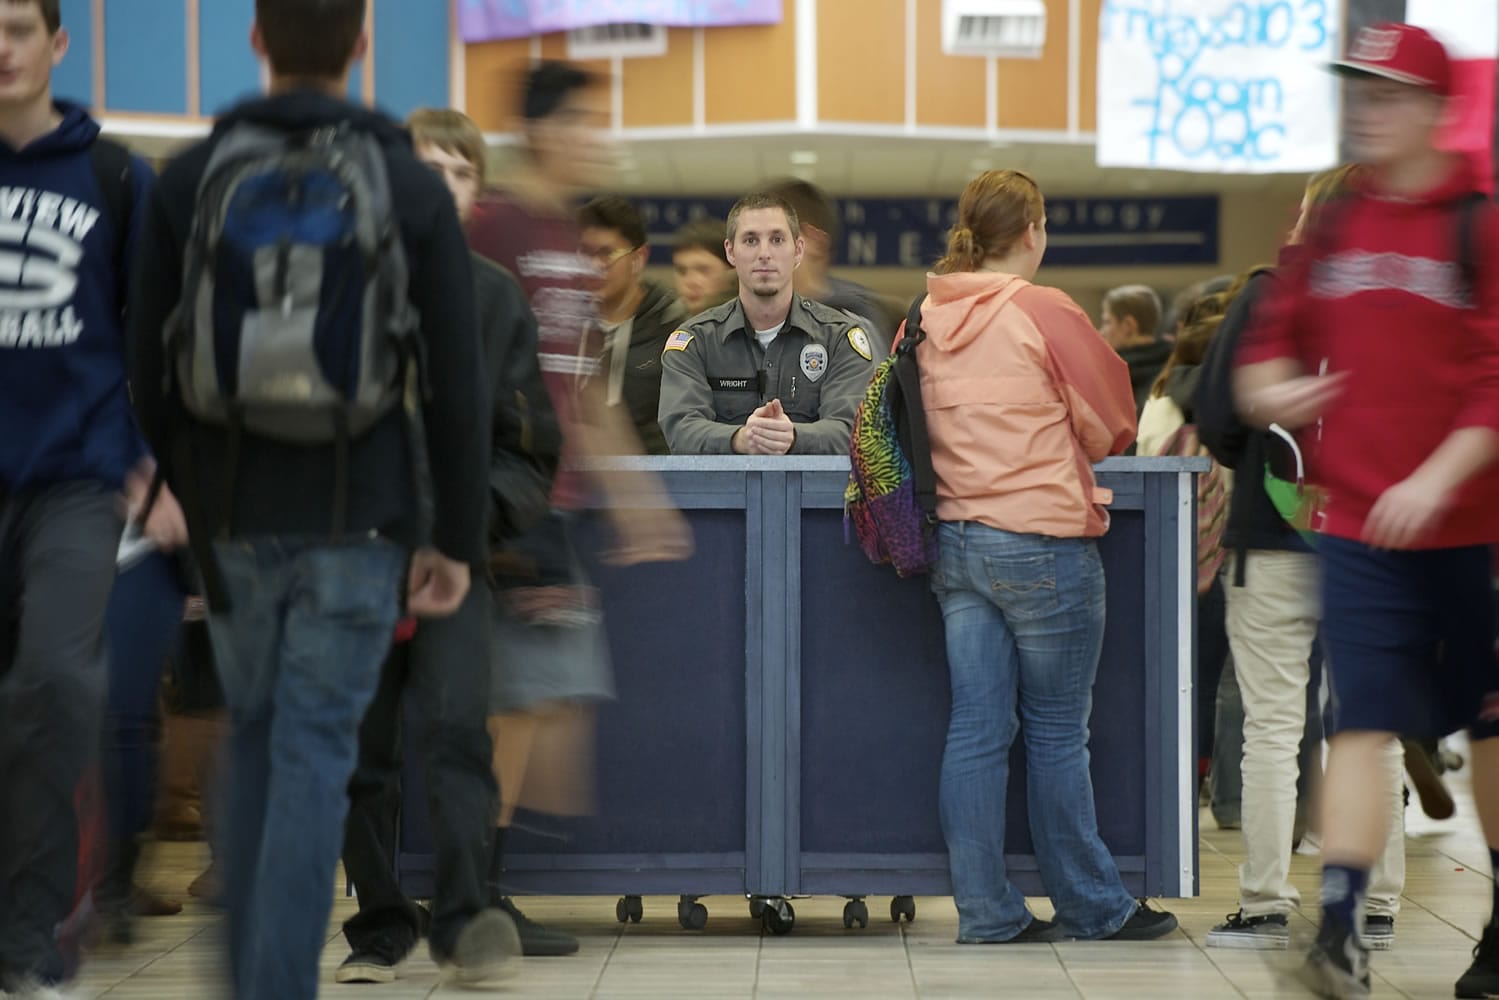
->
[198,2,260,115]
[105,0,187,114]
[53,0,94,106]
[348,58,364,104]
[372,0,449,118]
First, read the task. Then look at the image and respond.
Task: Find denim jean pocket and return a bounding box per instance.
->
[982,551,1059,621]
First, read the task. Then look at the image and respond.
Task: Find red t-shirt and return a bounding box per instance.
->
[467,190,600,510]
[1238,160,1499,548]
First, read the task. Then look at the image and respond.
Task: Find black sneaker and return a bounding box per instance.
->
[498,897,580,956]
[1295,921,1370,999]
[1206,911,1289,950]
[1456,922,1499,999]
[1104,900,1178,941]
[1006,917,1066,944]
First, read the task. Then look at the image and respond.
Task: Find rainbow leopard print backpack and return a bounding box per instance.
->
[845,294,938,577]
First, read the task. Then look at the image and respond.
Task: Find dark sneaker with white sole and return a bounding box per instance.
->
[1362,915,1394,952]
[1206,911,1290,950]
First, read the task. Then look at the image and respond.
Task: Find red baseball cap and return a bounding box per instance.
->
[1332,22,1453,97]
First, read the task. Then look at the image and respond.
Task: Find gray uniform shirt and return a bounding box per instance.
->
[658,295,877,455]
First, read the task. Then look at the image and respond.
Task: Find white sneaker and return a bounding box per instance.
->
[1,978,74,1000]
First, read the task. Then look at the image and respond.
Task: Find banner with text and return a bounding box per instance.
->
[638,195,1220,269]
[457,0,783,43]
[1096,1,1340,173]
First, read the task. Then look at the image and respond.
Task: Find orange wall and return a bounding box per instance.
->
[462,0,1097,135]
[817,0,904,124]
[703,0,798,123]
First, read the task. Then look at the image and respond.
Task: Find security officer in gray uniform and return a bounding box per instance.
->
[658,191,877,455]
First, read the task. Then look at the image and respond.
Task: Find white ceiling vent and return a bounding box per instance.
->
[942,0,1047,59]
[566,23,669,60]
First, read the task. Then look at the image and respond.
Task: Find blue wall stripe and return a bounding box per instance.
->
[53,0,94,107]
[105,0,187,114]
[372,0,449,118]
[198,2,260,116]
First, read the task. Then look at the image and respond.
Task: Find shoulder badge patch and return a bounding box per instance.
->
[847,327,873,361]
[664,330,695,353]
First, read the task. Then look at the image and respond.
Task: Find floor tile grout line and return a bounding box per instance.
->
[98,921,220,996]
[585,912,629,1000]
[899,921,920,999]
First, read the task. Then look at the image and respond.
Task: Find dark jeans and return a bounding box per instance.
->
[342,578,497,961]
[208,538,405,1000]
[0,483,122,986]
[103,552,185,843]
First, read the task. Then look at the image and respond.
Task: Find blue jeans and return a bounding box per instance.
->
[930,522,1136,942]
[207,538,405,1000]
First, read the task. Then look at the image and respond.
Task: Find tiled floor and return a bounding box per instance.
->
[70,774,1492,998]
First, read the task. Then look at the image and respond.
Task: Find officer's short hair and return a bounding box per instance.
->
[756,177,838,244]
[726,192,800,245]
[578,195,647,248]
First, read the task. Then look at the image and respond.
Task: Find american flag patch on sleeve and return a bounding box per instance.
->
[664,330,695,352]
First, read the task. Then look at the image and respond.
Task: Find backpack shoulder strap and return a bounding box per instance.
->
[88,137,134,282]
[894,292,938,521]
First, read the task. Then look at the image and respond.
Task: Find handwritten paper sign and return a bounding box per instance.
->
[1097,1,1341,173]
[457,0,783,44]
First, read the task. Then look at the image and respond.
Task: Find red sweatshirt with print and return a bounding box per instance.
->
[1237,159,1499,549]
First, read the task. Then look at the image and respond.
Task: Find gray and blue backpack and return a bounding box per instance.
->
[167,121,419,449]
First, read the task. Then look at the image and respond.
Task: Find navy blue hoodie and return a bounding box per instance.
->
[0,101,152,491]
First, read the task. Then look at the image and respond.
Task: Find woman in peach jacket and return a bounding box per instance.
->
[916,170,1177,944]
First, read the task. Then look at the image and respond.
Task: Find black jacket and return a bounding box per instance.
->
[474,254,560,543]
[1194,269,1309,572]
[606,280,684,455]
[127,91,490,567]
[1121,339,1173,415]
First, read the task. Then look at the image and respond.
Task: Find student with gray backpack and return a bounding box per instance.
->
[126,2,500,997]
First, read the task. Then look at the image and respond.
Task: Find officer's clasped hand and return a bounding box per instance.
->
[735,399,797,456]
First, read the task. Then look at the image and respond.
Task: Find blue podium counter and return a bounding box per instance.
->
[397,456,1205,928]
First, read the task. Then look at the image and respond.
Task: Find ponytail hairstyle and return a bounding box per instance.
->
[935,170,1046,275]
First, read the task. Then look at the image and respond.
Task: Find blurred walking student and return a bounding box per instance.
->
[1235,24,1499,999]
[916,169,1177,944]
[1198,167,1407,958]
[336,106,560,984]
[0,0,175,994]
[127,0,499,995]
[467,60,692,957]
